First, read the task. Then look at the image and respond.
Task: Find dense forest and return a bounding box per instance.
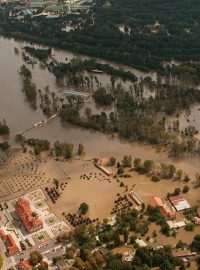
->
[2,0,200,72]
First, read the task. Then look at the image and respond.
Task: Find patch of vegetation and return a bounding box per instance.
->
[24,46,51,61]
[79,202,89,215]
[27,138,50,155]
[0,120,10,135]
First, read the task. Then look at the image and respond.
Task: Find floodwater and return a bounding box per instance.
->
[166,104,200,137]
[0,36,200,177]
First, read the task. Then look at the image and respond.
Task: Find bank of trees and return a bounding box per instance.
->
[57,80,200,157]
[51,59,137,82]
[4,0,200,74]
[93,87,114,106]
[19,65,37,108]
[133,246,179,270]
[8,2,200,158]
[27,138,50,155]
[25,137,85,158]
[24,46,51,61]
[54,140,74,159]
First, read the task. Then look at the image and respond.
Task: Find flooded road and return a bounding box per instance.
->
[0,36,200,177]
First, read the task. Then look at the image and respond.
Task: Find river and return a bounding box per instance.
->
[0,36,200,177]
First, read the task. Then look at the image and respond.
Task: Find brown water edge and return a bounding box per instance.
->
[24,119,200,178]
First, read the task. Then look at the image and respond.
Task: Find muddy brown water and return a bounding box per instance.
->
[0,36,200,178]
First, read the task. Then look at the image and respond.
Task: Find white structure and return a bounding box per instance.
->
[169,196,191,212]
[135,239,147,247]
[167,220,186,229]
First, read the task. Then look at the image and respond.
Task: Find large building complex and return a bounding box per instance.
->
[15,198,43,233]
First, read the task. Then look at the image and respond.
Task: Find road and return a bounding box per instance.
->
[0,239,63,269]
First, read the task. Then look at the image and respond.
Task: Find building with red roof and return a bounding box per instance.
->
[149,196,163,208]
[0,229,20,256]
[96,157,109,166]
[17,260,32,270]
[15,198,43,233]
[149,196,176,220]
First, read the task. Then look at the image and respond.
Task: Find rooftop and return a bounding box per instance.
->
[0,229,20,256]
[17,260,31,270]
[169,195,191,212]
[149,197,176,220]
[15,198,43,233]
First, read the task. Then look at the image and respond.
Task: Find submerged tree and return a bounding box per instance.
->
[79,203,89,215]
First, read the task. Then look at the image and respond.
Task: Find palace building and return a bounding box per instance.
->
[15,198,43,233]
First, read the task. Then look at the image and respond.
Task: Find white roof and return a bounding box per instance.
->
[175,221,186,228]
[135,239,147,247]
[167,220,186,229]
[167,220,175,229]
[174,200,190,211]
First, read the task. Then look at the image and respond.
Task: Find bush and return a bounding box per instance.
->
[79,203,89,215]
[185,222,195,232]
[151,175,160,182]
[93,87,113,106]
[182,185,190,193]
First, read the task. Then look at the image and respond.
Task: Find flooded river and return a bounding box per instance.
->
[0,36,200,176]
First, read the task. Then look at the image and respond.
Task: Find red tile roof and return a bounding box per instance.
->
[0,229,20,256]
[169,195,183,203]
[149,196,163,208]
[97,157,109,166]
[149,197,176,220]
[17,260,31,270]
[15,198,43,233]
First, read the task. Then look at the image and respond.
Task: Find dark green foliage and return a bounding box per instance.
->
[133,246,177,269]
[185,222,195,232]
[182,185,190,193]
[143,160,155,174]
[21,78,37,107]
[191,235,200,252]
[54,140,73,159]
[77,143,84,155]
[93,87,113,106]
[27,138,50,154]
[123,229,128,243]
[4,0,200,74]
[19,64,32,78]
[79,203,89,215]
[29,251,43,266]
[24,46,51,61]
[51,59,137,82]
[121,155,132,168]
[113,230,121,247]
[0,141,10,150]
[0,120,10,135]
